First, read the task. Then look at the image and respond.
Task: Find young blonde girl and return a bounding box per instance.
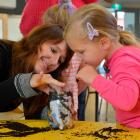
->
[64,4,140,128]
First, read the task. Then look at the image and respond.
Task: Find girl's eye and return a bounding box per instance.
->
[78,51,84,54]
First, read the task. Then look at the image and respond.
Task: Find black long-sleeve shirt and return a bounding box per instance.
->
[0,76,20,111]
[0,42,38,112]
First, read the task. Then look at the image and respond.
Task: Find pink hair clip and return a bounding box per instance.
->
[86,22,99,40]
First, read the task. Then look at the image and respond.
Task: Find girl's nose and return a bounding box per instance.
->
[76,52,83,59]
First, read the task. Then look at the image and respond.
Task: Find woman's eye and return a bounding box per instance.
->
[58,58,64,65]
[51,47,57,53]
[58,60,62,65]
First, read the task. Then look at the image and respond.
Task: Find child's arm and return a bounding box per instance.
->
[93,57,140,111]
[77,64,139,111]
[92,74,139,111]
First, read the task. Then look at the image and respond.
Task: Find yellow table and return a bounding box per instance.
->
[0,120,140,140]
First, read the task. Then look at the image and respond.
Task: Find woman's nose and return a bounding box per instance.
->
[51,55,60,65]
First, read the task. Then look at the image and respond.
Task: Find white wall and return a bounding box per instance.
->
[8,15,23,41]
[100,0,140,8]
[0,0,16,8]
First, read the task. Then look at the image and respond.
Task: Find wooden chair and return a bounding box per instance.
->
[85,86,98,121]
[0,13,8,39]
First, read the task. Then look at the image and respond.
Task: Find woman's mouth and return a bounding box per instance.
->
[40,57,58,73]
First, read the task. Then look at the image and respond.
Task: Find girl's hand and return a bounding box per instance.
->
[76,65,98,85]
[30,72,65,94]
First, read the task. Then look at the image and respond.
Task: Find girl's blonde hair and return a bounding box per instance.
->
[42,0,76,28]
[64,4,139,46]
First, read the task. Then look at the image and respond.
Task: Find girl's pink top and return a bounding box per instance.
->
[92,46,140,128]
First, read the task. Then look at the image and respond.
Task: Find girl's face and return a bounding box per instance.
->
[34,40,67,73]
[67,37,105,68]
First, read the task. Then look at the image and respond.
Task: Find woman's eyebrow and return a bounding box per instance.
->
[55,45,61,52]
[74,48,84,52]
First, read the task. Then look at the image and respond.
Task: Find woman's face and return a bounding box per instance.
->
[34,40,67,73]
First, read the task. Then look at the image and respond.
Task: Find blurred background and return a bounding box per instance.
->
[0,0,139,40]
[102,0,140,38]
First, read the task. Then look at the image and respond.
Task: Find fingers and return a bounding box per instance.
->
[42,74,65,87]
[31,73,65,90]
[39,71,44,82]
[49,78,65,87]
[76,65,98,84]
[39,71,44,76]
[38,85,50,95]
[76,74,80,81]
[76,71,83,81]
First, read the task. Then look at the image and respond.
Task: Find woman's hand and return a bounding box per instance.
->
[76,65,98,85]
[30,72,65,94]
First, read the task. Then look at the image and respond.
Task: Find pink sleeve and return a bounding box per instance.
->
[91,61,140,111]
